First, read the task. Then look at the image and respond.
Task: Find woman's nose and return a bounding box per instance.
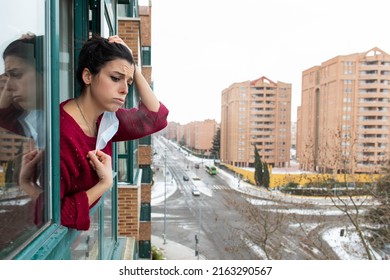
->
[5,77,16,91]
[120,80,128,94]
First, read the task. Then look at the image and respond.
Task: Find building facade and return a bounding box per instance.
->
[221,76,291,168]
[118,1,154,259]
[297,47,390,174]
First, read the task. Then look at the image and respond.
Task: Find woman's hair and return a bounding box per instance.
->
[3,35,44,73]
[76,34,135,92]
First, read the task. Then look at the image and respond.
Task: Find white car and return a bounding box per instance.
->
[192,188,201,196]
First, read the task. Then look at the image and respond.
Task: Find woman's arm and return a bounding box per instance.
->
[133,65,160,112]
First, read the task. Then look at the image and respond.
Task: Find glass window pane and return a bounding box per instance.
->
[0,0,48,259]
[71,210,99,260]
[118,158,128,182]
[59,0,74,102]
[103,189,113,259]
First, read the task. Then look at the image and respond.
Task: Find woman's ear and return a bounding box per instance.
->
[81,68,92,85]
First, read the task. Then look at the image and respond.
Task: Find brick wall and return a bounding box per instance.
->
[139,222,151,240]
[138,146,152,165]
[141,184,151,202]
[119,19,140,63]
[117,187,140,239]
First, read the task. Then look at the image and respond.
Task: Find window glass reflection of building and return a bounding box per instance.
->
[0,0,47,259]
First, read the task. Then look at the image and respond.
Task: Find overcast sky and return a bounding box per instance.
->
[148,0,390,124]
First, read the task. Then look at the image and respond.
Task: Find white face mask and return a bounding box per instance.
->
[95,111,119,152]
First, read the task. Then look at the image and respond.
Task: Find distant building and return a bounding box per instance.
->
[291,121,297,150]
[297,47,390,174]
[221,76,291,168]
[166,120,218,156]
[166,121,179,141]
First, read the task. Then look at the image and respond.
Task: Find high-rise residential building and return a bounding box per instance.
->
[221,76,291,168]
[297,47,390,174]
[291,121,297,149]
[166,121,179,141]
[192,119,218,155]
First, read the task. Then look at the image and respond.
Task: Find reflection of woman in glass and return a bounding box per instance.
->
[0,35,44,148]
[60,35,168,230]
[0,35,45,227]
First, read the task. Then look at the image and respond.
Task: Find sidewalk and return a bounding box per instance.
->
[151,235,206,260]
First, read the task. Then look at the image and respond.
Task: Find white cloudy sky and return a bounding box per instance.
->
[147,0,390,124]
[2,0,390,125]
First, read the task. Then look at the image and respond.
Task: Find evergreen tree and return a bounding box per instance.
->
[263,162,270,189]
[211,127,221,159]
[368,160,390,249]
[254,145,263,187]
[179,135,185,147]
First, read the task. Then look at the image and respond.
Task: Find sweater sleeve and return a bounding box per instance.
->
[60,154,91,230]
[113,101,169,141]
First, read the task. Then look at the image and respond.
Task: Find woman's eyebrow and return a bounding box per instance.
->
[112,71,126,77]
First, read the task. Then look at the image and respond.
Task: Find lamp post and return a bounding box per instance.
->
[163,148,167,244]
[195,192,203,259]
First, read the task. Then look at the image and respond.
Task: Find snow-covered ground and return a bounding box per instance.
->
[151,138,388,260]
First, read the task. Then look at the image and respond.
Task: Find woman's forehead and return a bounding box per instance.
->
[103,59,134,76]
[4,55,34,72]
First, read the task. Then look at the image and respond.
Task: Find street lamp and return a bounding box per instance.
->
[195,192,203,259]
[163,148,167,244]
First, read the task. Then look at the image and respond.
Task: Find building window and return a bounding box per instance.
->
[142,46,151,66]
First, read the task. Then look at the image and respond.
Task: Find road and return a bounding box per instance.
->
[151,136,370,259]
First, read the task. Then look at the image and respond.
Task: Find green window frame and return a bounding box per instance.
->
[140,202,151,221]
[14,0,124,260]
[117,84,141,184]
[142,46,151,66]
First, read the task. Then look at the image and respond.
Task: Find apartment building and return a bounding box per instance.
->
[117,2,155,258]
[291,121,297,149]
[221,76,291,168]
[297,47,390,174]
[165,121,179,141]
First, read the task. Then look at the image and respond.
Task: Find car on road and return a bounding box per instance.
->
[192,187,201,196]
[194,163,200,169]
[183,175,189,181]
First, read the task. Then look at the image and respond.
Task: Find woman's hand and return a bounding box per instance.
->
[0,74,12,109]
[19,149,43,200]
[19,149,42,183]
[87,150,113,186]
[108,35,133,55]
[86,150,113,206]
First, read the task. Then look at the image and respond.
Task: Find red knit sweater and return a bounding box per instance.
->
[60,99,168,230]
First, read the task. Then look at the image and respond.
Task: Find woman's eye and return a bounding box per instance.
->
[11,73,23,79]
[111,76,120,82]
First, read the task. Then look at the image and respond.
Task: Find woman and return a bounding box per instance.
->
[60,35,168,230]
[0,35,46,256]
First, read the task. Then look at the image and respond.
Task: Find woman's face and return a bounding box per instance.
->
[88,58,135,112]
[4,55,38,110]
